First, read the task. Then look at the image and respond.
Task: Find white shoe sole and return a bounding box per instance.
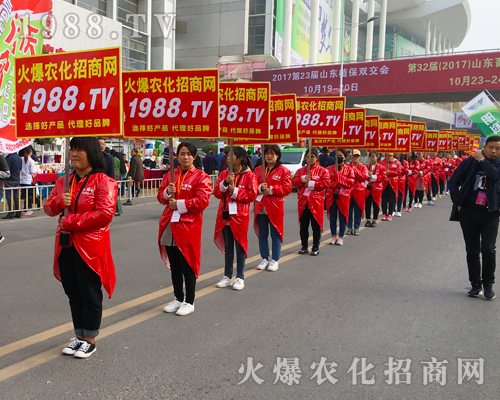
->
[176,307,194,316]
[267,266,278,272]
[164,306,181,313]
[233,284,245,290]
[216,279,232,288]
[74,348,97,359]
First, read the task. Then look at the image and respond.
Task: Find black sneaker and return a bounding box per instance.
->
[371,221,378,227]
[365,221,372,227]
[62,338,83,355]
[484,285,496,300]
[311,248,319,256]
[298,247,308,255]
[74,341,97,358]
[468,284,483,298]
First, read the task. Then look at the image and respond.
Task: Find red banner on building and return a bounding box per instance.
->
[253,51,500,98]
[219,81,270,140]
[377,119,397,152]
[233,94,297,145]
[297,96,345,140]
[312,108,365,148]
[426,131,439,152]
[123,69,219,139]
[16,47,122,138]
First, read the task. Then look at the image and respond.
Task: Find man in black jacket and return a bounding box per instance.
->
[2,152,22,219]
[449,136,500,300]
[98,138,115,179]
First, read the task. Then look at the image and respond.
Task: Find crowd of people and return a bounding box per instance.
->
[8,135,495,360]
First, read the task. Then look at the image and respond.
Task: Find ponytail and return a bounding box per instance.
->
[233,146,253,171]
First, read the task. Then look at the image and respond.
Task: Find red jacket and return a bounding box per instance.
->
[365,163,386,207]
[406,159,420,195]
[253,163,292,242]
[44,172,118,298]
[214,167,258,257]
[431,157,443,182]
[417,158,431,189]
[398,160,409,194]
[350,163,369,214]
[325,164,355,220]
[157,167,212,278]
[379,158,402,197]
[292,164,330,231]
[443,158,455,178]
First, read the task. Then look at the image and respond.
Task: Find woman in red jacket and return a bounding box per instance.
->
[427,152,441,204]
[396,153,409,217]
[214,147,258,290]
[292,147,330,255]
[443,152,455,194]
[253,145,292,272]
[415,152,430,208]
[379,153,401,221]
[365,151,385,227]
[158,142,212,316]
[44,137,118,359]
[327,149,355,245]
[405,151,420,212]
[347,149,368,236]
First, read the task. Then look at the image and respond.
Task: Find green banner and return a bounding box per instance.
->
[462,91,500,137]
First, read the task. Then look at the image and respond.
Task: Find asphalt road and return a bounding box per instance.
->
[1,194,499,399]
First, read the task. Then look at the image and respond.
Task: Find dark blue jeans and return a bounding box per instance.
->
[257,214,282,261]
[397,189,404,212]
[348,197,362,230]
[330,200,346,238]
[223,226,246,279]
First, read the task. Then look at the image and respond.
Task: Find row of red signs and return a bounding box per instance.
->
[15,47,479,153]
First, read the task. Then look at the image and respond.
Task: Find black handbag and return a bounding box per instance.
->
[449,204,460,222]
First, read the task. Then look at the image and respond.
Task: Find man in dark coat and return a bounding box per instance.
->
[98,138,115,179]
[203,149,217,175]
[2,151,22,219]
[127,148,144,202]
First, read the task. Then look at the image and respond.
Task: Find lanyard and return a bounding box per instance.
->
[234,166,243,187]
[265,165,272,179]
[177,169,189,198]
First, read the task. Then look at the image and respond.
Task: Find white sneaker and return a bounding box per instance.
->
[23,210,33,216]
[256,258,269,270]
[216,276,232,288]
[392,212,395,217]
[395,212,402,217]
[418,203,422,208]
[267,260,279,272]
[163,299,182,313]
[233,278,245,290]
[176,302,194,316]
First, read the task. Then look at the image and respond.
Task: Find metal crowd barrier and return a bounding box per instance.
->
[0,173,220,214]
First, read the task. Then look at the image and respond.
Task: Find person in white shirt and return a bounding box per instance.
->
[20,147,37,215]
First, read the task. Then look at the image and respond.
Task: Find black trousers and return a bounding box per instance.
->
[427,175,438,200]
[416,190,425,204]
[4,180,21,217]
[59,246,103,337]
[300,204,321,250]
[365,193,380,220]
[459,207,499,285]
[21,183,35,210]
[165,246,196,304]
[381,186,396,216]
[439,178,446,194]
[404,183,414,208]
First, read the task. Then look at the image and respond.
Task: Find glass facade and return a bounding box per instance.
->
[248,0,267,55]
[122,27,148,71]
[77,0,107,16]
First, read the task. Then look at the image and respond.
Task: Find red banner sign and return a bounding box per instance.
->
[404,121,427,151]
[426,131,439,152]
[297,96,345,139]
[377,119,397,152]
[312,108,365,148]
[358,116,379,150]
[451,133,459,151]
[395,125,411,153]
[438,131,449,151]
[16,47,122,138]
[458,131,469,150]
[122,69,219,139]
[219,82,270,140]
[233,94,298,145]
[253,51,500,98]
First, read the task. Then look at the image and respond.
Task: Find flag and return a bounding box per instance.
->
[462,91,500,138]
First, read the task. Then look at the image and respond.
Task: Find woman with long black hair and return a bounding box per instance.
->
[214,147,258,290]
[44,137,118,358]
[365,151,385,227]
[404,151,420,212]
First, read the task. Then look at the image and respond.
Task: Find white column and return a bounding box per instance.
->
[365,0,375,61]
[350,0,360,62]
[443,36,446,54]
[377,0,387,59]
[432,25,437,54]
[281,0,294,67]
[309,0,320,65]
[447,40,451,54]
[425,19,431,55]
[437,31,442,53]
[332,0,342,63]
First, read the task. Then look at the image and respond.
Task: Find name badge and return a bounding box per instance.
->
[256,194,263,202]
[171,210,181,222]
[476,192,487,206]
[303,188,311,197]
[229,202,238,215]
